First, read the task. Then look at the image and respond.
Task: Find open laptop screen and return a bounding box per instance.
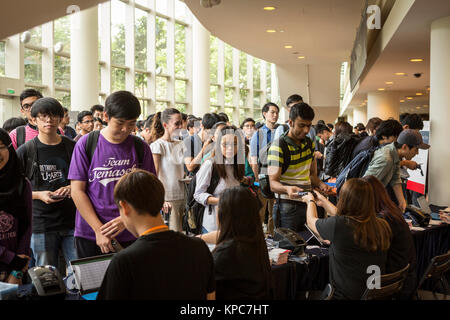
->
[70,254,115,295]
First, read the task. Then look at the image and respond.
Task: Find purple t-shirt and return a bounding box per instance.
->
[68,133,156,242]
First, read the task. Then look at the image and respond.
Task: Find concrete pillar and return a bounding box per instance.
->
[347,112,353,126]
[192,16,210,117]
[367,91,400,120]
[353,106,367,126]
[429,16,450,206]
[70,6,99,111]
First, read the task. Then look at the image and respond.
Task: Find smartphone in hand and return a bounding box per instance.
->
[50,194,66,200]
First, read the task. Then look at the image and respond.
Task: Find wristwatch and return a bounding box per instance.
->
[308,199,316,205]
[11,270,24,279]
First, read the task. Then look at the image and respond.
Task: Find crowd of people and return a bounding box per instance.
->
[0,87,436,300]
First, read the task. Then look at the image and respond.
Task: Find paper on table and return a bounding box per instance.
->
[428,220,442,226]
[410,226,426,231]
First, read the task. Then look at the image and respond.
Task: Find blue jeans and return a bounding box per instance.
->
[31,229,77,277]
[273,200,308,232]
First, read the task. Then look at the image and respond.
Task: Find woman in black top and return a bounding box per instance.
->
[363,175,417,299]
[0,128,32,284]
[211,186,271,300]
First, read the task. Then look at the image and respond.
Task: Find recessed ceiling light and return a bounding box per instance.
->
[266,29,276,33]
[395,72,406,76]
[378,88,385,91]
[385,81,393,85]
[400,100,405,102]
[407,97,413,100]
[416,92,423,96]
[297,56,305,59]
[263,6,276,11]
[416,106,421,109]
[410,58,423,62]
[284,45,293,49]
[279,30,284,33]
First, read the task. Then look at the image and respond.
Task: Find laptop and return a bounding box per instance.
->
[69,253,115,300]
[304,224,329,247]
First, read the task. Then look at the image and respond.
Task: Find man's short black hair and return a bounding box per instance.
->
[218,112,229,123]
[262,102,279,119]
[315,123,331,134]
[136,120,145,131]
[77,110,93,123]
[317,120,326,126]
[2,117,27,133]
[401,113,424,130]
[187,117,200,130]
[181,113,188,121]
[327,123,334,130]
[202,113,218,130]
[286,94,303,107]
[20,88,43,104]
[376,119,403,140]
[289,102,315,122]
[62,107,69,114]
[91,104,104,114]
[240,118,255,129]
[399,113,410,124]
[105,91,141,120]
[30,97,64,118]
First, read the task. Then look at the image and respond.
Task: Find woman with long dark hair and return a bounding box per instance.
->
[194,126,246,234]
[362,175,416,299]
[202,186,271,300]
[303,178,392,299]
[0,128,32,284]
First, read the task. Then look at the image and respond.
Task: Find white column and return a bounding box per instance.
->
[367,91,400,120]
[429,16,450,206]
[347,112,353,126]
[42,22,55,98]
[70,6,99,111]
[353,106,367,125]
[192,17,210,117]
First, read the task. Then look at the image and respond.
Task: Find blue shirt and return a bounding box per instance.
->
[250,125,276,158]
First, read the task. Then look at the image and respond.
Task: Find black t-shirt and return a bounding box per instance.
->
[212,239,271,300]
[97,230,215,300]
[17,138,76,233]
[316,216,387,300]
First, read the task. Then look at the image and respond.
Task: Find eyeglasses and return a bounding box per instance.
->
[21,102,34,110]
[36,114,61,121]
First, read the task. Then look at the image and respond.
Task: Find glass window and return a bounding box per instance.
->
[54,15,70,53]
[28,26,42,47]
[175,24,186,77]
[224,44,233,86]
[253,58,261,90]
[0,41,5,77]
[239,108,250,125]
[54,55,70,87]
[156,0,168,15]
[135,8,147,70]
[175,0,188,22]
[156,76,167,100]
[253,92,261,108]
[176,103,187,113]
[155,17,167,74]
[55,90,71,109]
[175,79,186,102]
[139,99,148,120]
[210,85,218,105]
[266,62,272,100]
[111,0,126,66]
[240,89,248,107]
[24,49,42,84]
[210,106,219,114]
[112,67,125,92]
[224,107,234,124]
[253,109,263,122]
[156,101,169,112]
[210,36,218,84]
[239,51,247,87]
[135,72,147,98]
[225,87,234,106]
[135,0,149,7]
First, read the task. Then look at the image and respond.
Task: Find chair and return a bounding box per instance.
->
[361,264,410,300]
[415,251,450,300]
[319,283,335,300]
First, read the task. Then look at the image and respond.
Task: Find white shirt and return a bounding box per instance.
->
[150,138,185,201]
[193,159,240,232]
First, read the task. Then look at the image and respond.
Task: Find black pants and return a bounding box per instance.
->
[75,236,135,259]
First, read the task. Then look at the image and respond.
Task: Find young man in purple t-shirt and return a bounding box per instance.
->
[69,91,156,258]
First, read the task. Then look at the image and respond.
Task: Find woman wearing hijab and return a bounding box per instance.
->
[0,128,32,284]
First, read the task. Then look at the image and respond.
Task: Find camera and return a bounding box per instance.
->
[414,73,422,78]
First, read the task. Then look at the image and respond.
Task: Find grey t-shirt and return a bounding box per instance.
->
[316,216,387,300]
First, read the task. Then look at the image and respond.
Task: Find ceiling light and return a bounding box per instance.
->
[395,72,406,76]
[407,97,413,100]
[297,56,305,59]
[266,29,276,33]
[416,106,421,109]
[263,6,276,11]
[385,81,393,85]
[410,58,423,62]
[284,45,293,49]
[416,93,423,96]
[279,30,284,33]
[378,88,385,91]
[400,100,405,102]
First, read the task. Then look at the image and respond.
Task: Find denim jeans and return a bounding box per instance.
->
[30,229,77,277]
[273,199,325,232]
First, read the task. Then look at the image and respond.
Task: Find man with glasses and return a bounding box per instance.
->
[74,111,94,142]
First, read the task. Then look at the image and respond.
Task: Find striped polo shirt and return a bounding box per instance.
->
[267,134,315,201]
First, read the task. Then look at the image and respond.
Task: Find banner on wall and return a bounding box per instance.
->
[406,121,429,194]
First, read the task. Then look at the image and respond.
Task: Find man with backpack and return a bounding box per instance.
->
[68,91,156,258]
[16,98,77,276]
[249,102,279,235]
[268,103,331,232]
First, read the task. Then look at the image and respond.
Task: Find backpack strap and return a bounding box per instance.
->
[131,135,145,168]
[60,136,75,162]
[24,138,38,181]
[85,130,101,164]
[16,125,26,148]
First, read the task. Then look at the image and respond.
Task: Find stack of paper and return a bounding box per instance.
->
[0,282,18,300]
[268,248,291,265]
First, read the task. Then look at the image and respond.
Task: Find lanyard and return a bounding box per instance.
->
[140,225,169,237]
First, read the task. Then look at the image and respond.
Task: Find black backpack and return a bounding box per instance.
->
[85,130,145,166]
[16,125,26,148]
[183,164,220,235]
[24,136,75,181]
